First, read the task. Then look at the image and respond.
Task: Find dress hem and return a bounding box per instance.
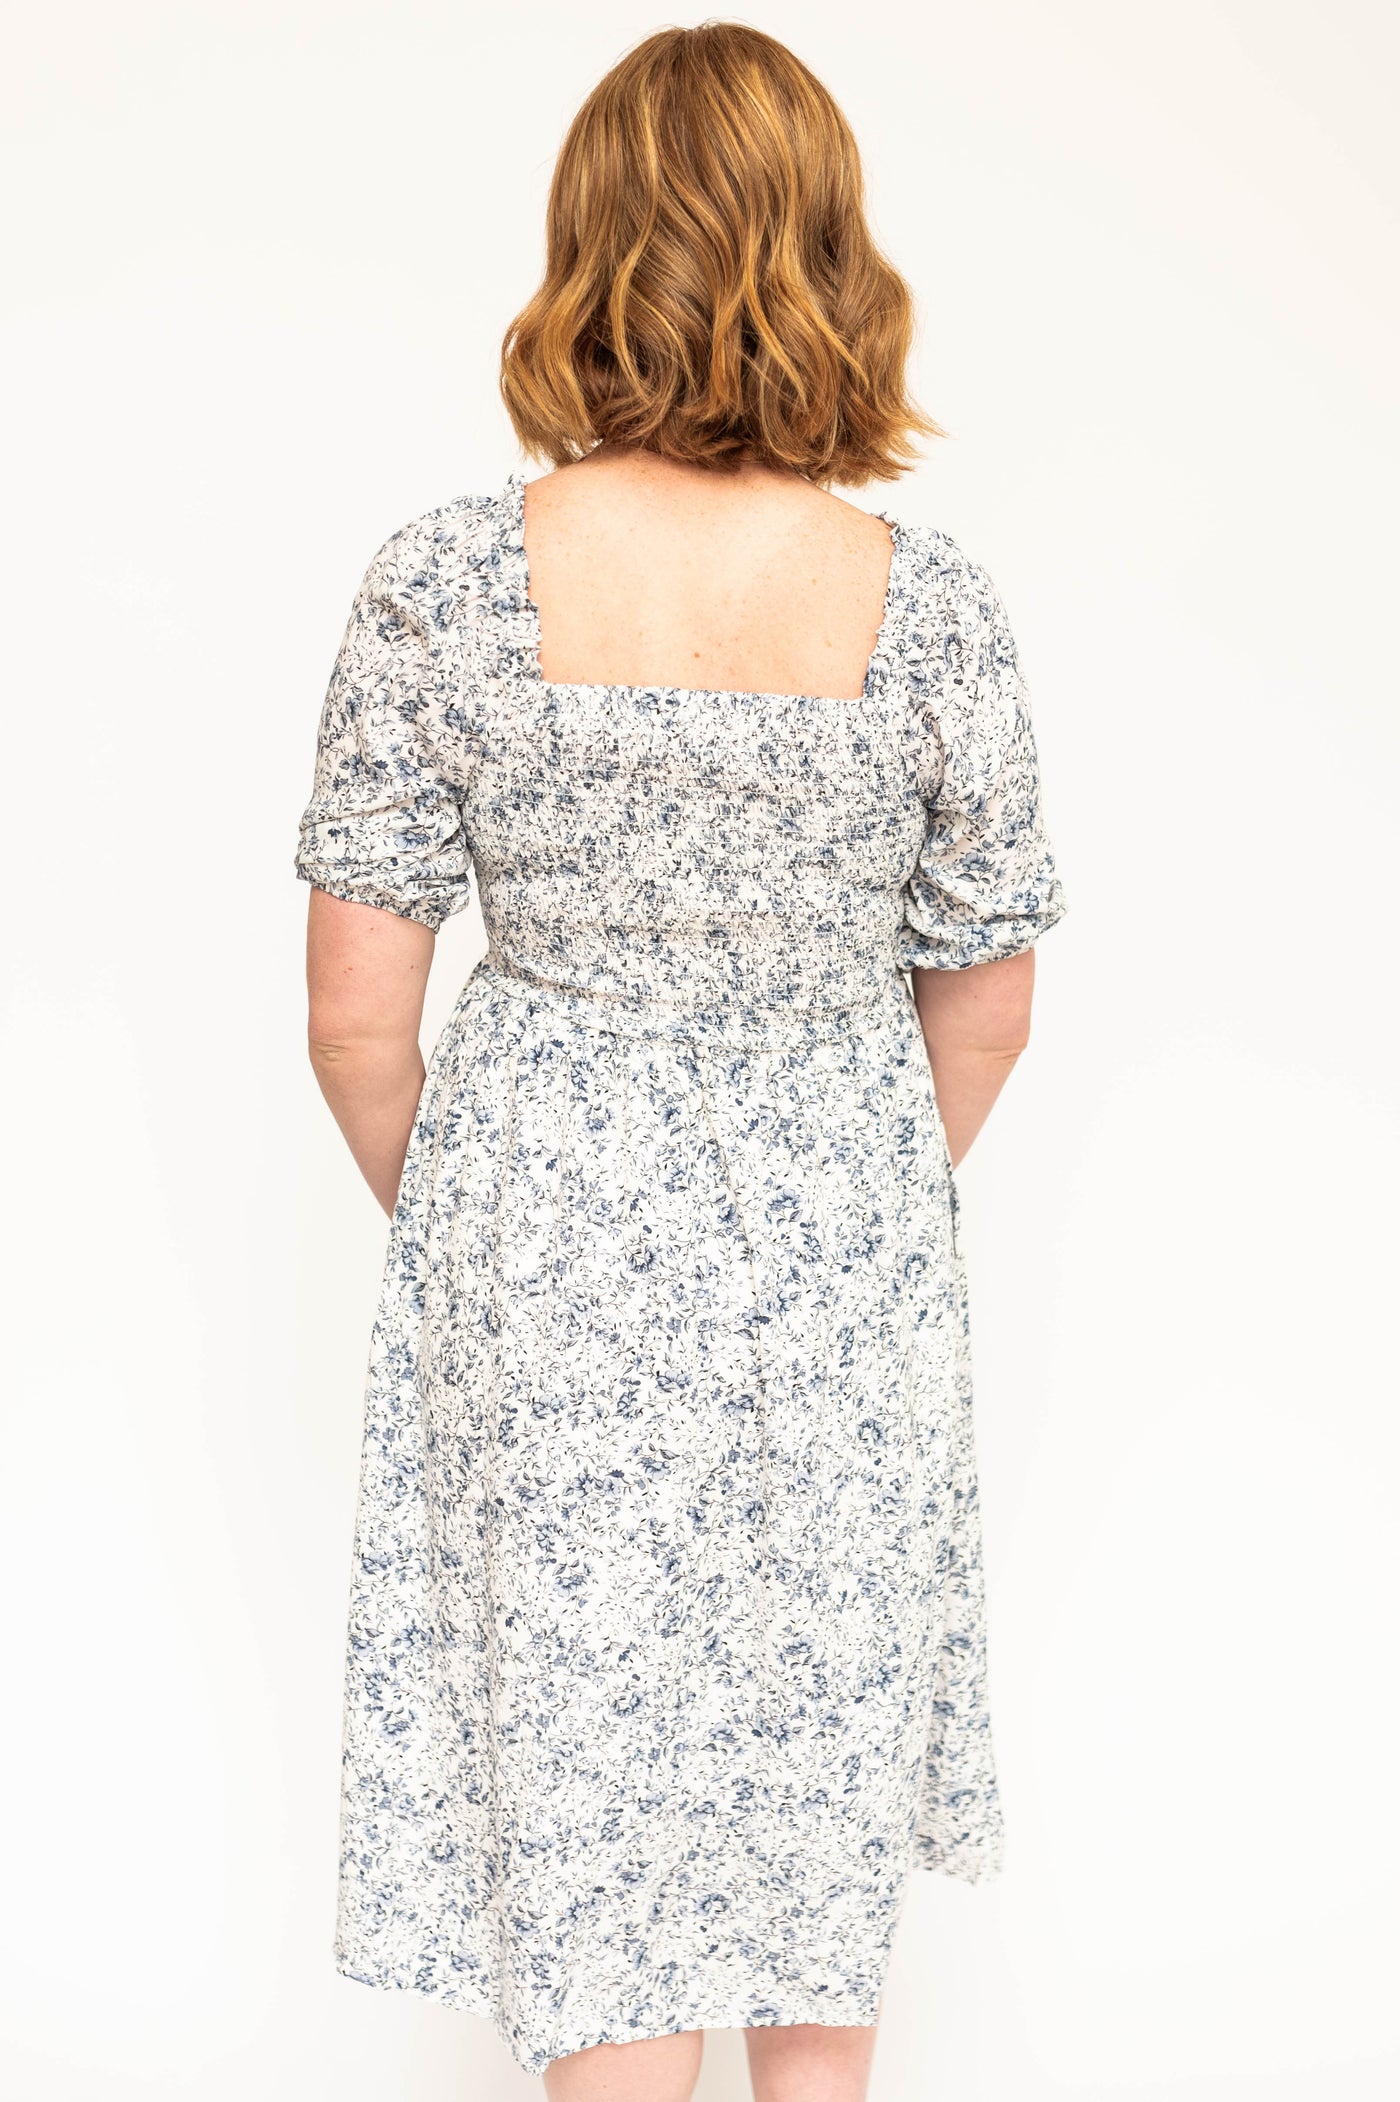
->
[333,1947,885,2076]
[332,1846,1001,2075]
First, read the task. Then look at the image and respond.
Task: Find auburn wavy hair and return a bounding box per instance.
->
[499,22,943,486]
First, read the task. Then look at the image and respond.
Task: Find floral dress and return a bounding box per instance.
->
[294,468,1066,2074]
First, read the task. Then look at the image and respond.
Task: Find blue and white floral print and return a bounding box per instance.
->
[294,470,1065,2074]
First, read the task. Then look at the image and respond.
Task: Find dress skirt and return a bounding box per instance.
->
[332,957,1000,2072]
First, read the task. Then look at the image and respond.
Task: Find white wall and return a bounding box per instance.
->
[3,3,1396,2095]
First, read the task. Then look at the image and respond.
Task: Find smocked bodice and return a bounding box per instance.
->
[295,470,1066,1045]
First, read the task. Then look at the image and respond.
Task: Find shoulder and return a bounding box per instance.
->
[340,488,518,655]
[868,512,1026,727]
[814,484,904,560]
[356,489,503,594]
[883,513,1022,666]
[880,511,1004,611]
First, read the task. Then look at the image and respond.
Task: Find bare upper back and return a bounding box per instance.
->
[519,446,897,700]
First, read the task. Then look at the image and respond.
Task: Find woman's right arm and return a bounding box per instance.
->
[893,534,1065,1147]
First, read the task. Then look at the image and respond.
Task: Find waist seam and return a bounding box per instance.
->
[469,950,908,1049]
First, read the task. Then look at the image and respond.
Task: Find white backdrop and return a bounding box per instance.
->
[3,3,1396,2096]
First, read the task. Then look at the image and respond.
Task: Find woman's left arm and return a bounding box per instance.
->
[305,886,437,1217]
[911,949,1035,1169]
[295,521,477,1214]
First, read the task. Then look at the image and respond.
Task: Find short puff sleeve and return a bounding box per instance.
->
[294,525,473,931]
[896,541,1066,971]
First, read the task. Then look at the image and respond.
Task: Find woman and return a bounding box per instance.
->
[295,22,1065,2100]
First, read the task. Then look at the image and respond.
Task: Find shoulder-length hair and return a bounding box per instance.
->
[500,22,943,487]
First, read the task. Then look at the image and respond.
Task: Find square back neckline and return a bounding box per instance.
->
[504,469,905,709]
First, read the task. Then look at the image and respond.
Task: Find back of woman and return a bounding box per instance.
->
[294,23,1066,2102]
[521,451,897,699]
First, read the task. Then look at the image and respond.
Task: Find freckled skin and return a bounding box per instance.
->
[522,442,898,702]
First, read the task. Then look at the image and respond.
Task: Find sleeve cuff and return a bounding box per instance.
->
[896,891,1067,971]
[294,861,459,933]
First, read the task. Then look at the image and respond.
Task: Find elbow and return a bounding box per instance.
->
[987,1011,1032,1059]
[306,1013,419,1076]
[913,948,1036,1061]
[307,1012,383,1071]
[977,1036,1028,1074]
[306,1026,402,1073]
[956,998,1033,1063]
[967,975,1035,1061]
[308,1034,355,1071]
